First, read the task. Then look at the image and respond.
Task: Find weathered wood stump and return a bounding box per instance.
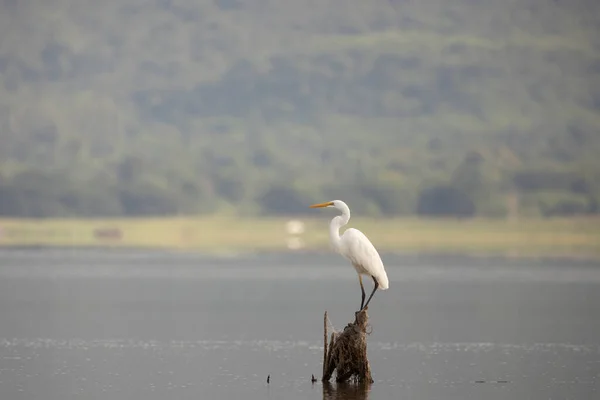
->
[321,309,374,384]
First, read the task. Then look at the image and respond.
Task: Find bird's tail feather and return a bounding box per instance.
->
[378,273,389,290]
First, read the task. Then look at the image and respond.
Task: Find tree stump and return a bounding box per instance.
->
[321,309,374,384]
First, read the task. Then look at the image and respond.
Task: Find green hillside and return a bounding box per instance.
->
[0,0,599,218]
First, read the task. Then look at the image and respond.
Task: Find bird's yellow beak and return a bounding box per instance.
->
[309,201,334,208]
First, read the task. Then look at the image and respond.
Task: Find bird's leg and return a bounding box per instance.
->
[358,274,366,311]
[361,276,379,310]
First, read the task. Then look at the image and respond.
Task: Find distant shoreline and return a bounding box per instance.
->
[0,215,598,262]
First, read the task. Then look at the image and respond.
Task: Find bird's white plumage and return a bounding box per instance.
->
[310,199,389,310]
[338,227,389,290]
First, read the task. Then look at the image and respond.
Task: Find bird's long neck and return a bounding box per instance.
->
[329,209,350,252]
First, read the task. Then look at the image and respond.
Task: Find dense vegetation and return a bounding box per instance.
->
[1,0,599,218]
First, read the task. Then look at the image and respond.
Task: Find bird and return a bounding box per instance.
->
[309,200,389,311]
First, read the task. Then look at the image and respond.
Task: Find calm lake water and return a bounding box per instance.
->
[0,249,599,399]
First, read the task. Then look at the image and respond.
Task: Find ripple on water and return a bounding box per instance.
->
[2,338,599,352]
[0,338,598,399]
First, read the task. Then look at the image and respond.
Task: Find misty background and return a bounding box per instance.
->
[0,0,599,219]
[1,4,600,398]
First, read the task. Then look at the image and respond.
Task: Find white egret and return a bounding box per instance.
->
[310,200,389,311]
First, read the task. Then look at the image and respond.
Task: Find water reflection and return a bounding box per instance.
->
[322,381,372,400]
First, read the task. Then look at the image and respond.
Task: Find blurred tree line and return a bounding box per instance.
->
[0,0,599,218]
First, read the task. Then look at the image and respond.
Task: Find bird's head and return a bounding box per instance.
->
[310,199,351,225]
[309,200,348,212]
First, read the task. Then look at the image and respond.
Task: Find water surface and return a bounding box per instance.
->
[0,249,599,399]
